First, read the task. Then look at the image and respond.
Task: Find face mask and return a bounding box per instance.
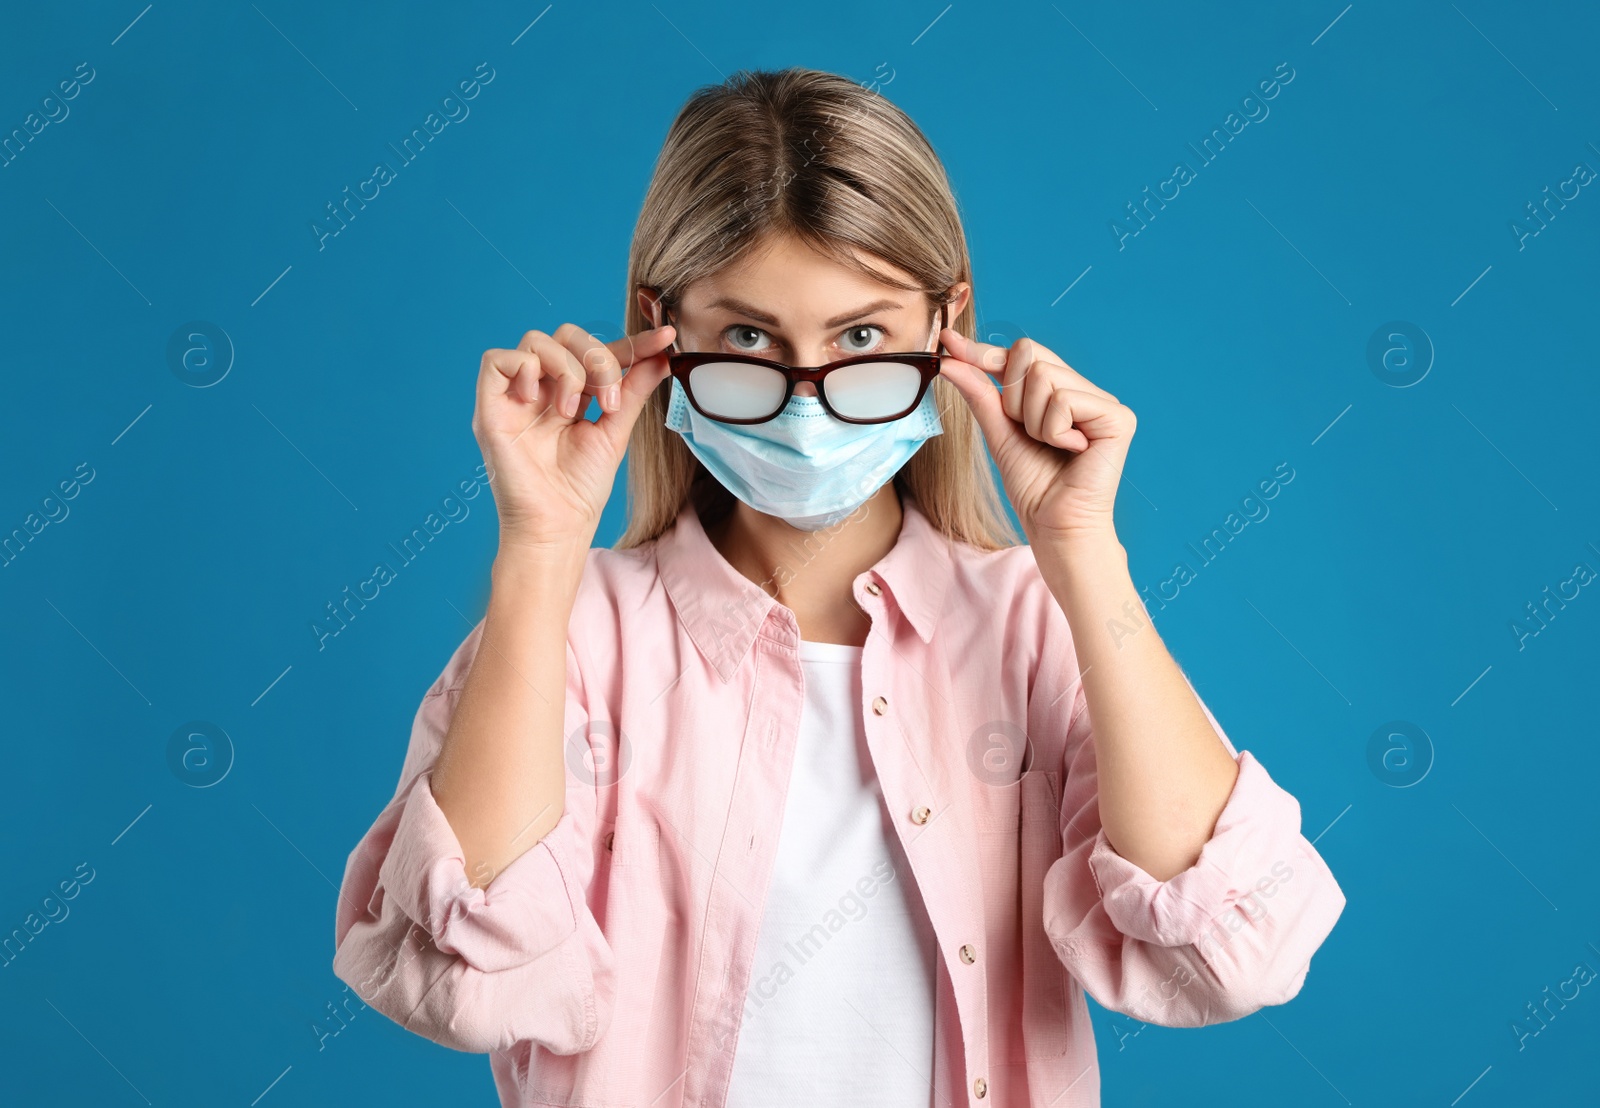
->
[663,324,945,531]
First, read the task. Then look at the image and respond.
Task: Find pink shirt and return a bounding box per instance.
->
[332,494,1347,1107]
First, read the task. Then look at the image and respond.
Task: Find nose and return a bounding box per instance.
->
[793,381,818,397]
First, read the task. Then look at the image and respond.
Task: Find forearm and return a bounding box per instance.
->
[429,547,586,889]
[1035,535,1240,882]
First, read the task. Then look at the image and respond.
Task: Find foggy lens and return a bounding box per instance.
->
[688,362,789,420]
[822,362,923,420]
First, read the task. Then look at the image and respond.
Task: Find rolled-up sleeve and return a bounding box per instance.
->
[1038,651,1346,1028]
[331,620,617,1055]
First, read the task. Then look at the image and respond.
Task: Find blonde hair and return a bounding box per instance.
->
[615,66,1020,552]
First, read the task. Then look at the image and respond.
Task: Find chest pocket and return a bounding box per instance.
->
[966,717,1034,833]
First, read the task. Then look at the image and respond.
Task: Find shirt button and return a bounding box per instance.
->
[603,831,615,852]
[865,581,882,596]
[911,805,931,825]
[871,695,888,715]
[959,943,976,964]
[974,1077,987,1098]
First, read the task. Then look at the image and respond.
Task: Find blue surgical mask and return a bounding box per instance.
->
[664,371,944,532]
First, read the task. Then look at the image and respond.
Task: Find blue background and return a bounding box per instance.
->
[3,1,1597,1104]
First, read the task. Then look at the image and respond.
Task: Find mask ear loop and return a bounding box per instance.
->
[916,300,950,431]
[931,301,949,355]
[645,286,678,355]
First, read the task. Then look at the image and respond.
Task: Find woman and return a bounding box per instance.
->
[332,67,1346,1107]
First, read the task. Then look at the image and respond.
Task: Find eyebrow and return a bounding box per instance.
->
[702,296,906,330]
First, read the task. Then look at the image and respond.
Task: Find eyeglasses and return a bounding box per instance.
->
[663,302,948,425]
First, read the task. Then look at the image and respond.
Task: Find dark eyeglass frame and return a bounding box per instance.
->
[661,301,949,426]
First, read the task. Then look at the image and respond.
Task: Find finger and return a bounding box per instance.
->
[596,348,675,454]
[553,322,623,415]
[1005,340,1088,428]
[476,348,547,433]
[1038,388,1090,452]
[950,328,1119,406]
[515,330,588,420]
[477,347,549,409]
[998,340,1039,426]
[553,322,672,415]
[936,351,1016,450]
[1033,387,1129,451]
[939,328,1011,381]
[942,328,1028,422]
[605,324,677,370]
[1022,360,1074,442]
[547,323,676,415]
[1015,337,1118,404]
[595,325,677,414]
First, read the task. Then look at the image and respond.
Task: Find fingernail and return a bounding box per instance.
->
[605,384,621,410]
[564,393,579,417]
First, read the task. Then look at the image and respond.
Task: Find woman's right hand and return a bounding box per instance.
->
[472,322,676,555]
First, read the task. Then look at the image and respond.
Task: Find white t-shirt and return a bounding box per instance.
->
[725,638,938,1107]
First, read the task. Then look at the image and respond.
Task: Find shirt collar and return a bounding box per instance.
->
[654,494,955,681]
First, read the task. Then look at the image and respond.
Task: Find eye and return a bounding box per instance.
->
[723,325,773,353]
[838,324,886,354]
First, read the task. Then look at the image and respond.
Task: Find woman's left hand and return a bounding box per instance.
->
[937,328,1135,547]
